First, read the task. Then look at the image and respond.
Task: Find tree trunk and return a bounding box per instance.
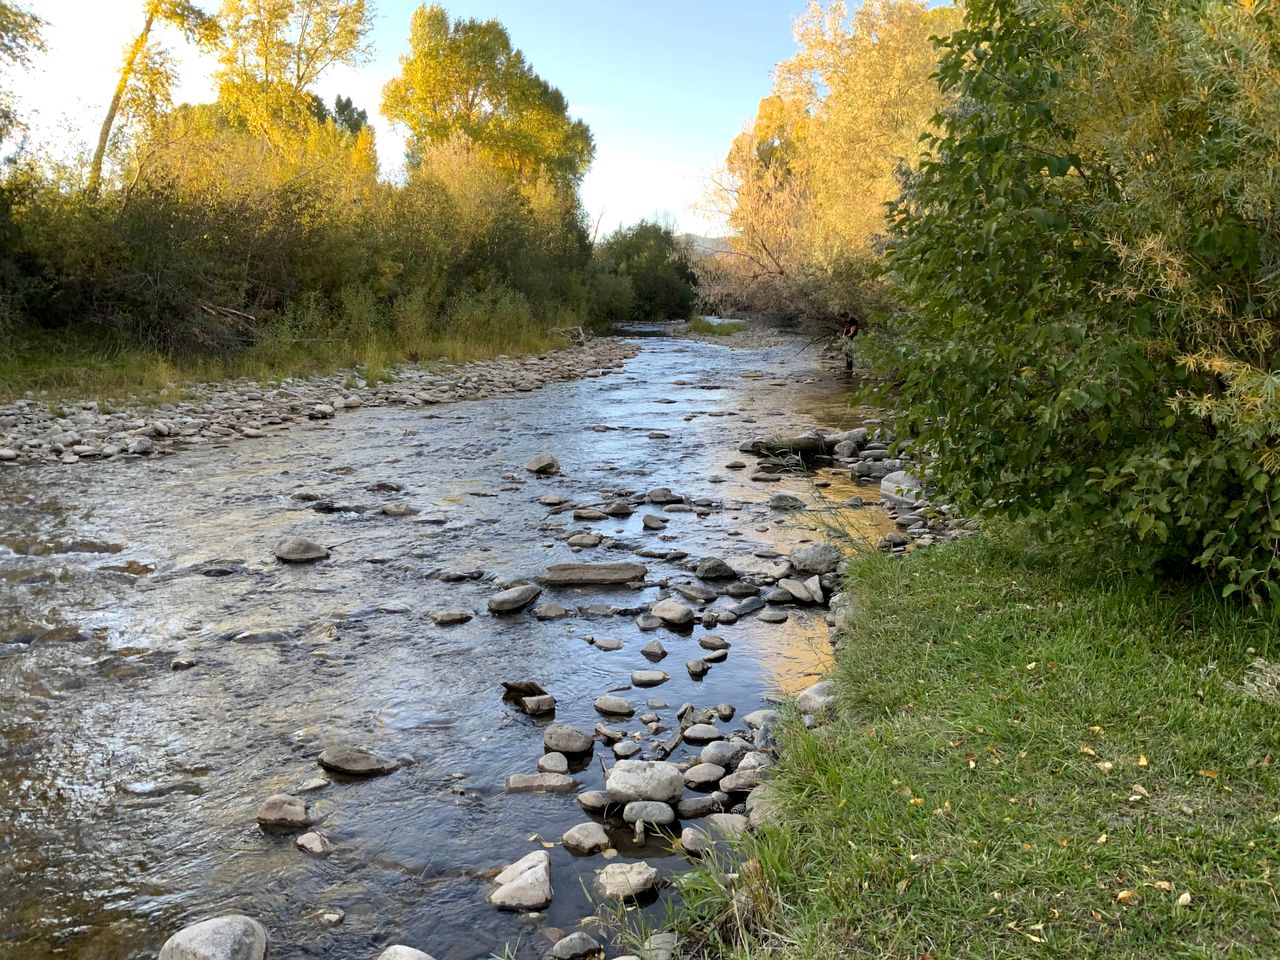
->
[87,7,157,199]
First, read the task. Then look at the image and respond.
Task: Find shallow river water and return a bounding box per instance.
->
[0,332,891,960]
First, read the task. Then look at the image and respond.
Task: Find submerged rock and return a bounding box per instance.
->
[256,794,308,829]
[537,562,647,585]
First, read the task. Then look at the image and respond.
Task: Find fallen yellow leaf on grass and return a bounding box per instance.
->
[1138,754,1149,767]
[1116,889,1139,905]
[1152,880,1172,891]
[1089,725,1105,735]
[1177,891,1192,907]
[1199,769,1219,780]
[1080,745,1098,757]
[910,797,925,806]
[1097,833,1108,845]
[1096,760,1114,773]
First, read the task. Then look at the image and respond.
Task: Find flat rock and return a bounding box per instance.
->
[684,763,726,789]
[606,759,684,804]
[295,831,331,858]
[256,794,308,829]
[683,723,723,744]
[698,635,730,651]
[489,584,542,613]
[537,562,647,586]
[274,537,327,563]
[158,915,268,960]
[631,670,670,688]
[651,598,694,626]
[594,861,659,902]
[317,745,398,777]
[623,800,676,825]
[505,772,578,794]
[562,821,611,855]
[430,609,473,626]
[544,723,594,754]
[594,695,635,717]
[538,752,569,774]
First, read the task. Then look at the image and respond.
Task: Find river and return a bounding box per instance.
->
[0,329,891,960]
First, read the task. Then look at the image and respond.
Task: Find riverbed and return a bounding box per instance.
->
[0,330,891,960]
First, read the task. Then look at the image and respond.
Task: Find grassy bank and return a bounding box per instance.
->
[0,308,570,403]
[686,317,750,337]
[677,530,1280,959]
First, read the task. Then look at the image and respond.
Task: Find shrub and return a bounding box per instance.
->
[883,0,1280,602]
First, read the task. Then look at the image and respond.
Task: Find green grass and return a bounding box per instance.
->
[676,529,1280,959]
[686,316,750,337]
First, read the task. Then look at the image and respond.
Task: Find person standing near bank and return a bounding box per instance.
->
[839,313,860,372]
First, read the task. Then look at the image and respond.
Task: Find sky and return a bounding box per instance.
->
[13,1,809,236]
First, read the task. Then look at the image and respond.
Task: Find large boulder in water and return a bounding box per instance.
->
[606,759,684,804]
[158,915,267,960]
[317,745,398,777]
[788,542,843,575]
[525,453,560,475]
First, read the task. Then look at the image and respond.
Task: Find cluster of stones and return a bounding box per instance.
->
[0,340,638,465]
[740,424,976,554]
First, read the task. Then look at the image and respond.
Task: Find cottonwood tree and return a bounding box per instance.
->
[216,0,372,146]
[381,3,593,185]
[88,0,218,197]
[0,0,44,141]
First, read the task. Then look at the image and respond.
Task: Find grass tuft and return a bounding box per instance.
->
[686,316,749,337]
[677,528,1280,959]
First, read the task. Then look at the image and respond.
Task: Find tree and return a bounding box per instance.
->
[381,3,593,185]
[885,0,1280,601]
[704,0,958,323]
[216,0,371,144]
[0,0,44,141]
[88,0,218,197]
[594,221,697,322]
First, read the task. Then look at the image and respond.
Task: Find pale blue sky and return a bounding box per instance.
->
[18,1,809,234]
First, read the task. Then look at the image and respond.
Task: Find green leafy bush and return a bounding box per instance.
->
[883,0,1280,602]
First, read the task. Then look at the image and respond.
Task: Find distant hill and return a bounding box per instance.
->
[679,234,733,256]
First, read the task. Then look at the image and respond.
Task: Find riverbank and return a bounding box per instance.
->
[0,338,637,464]
[672,529,1280,959]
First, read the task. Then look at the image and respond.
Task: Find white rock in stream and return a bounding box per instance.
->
[606,759,684,804]
[158,915,267,960]
[594,861,659,902]
[376,947,437,960]
[488,850,553,911]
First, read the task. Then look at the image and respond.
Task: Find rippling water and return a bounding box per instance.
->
[0,334,893,959]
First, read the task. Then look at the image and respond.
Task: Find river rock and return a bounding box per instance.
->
[743,709,778,730]
[594,861,659,902]
[604,499,635,517]
[631,669,670,687]
[544,723,594,754]
[758,609,788,624]
[551,932,603,960]
[534,602,571,620]
[489,850,553,911]
[562,821,611,855]
[317,745,398,777]
[430,609,473,626]
[594,695,635,717]
[651,598,693,626]
[613,740,641,758]
[606,759,684,804]
[721,768,762,792]
[505,772,578,794]
[274,537,328,563]
[701,739,749,768]
[521,694,556,714]
[695,557,737,580]
[567,533,601,548]
[881,469,922,508]
[538,752,569,774]
[642,515,667,530]
[684,763,726,789]
[537,562,647,586]
[698,635,730,651]
[686,659,709,679]
[681,826,711,857]
[295,831,331,858]
[158,915,268,960]
[256,794,308,829]
[623,800,676,826]
[641,639,667,660]
[788,542,842,575]
[488,584,542,613]
[377,948,437,960]
[683,723,723,744]
[576,790,612,813]
[678,791,729,819]
[525,453,561,475]
[635,613,662,630]
[796,680,837,716]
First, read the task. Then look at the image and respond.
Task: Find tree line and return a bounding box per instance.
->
[0,1,696,372]
[706,0,1280,602]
